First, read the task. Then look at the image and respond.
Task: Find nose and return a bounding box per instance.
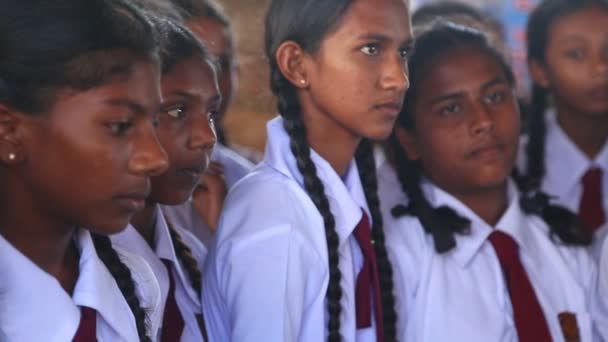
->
[189,112,217,152]
[595,48,608,78]
[129,122,169,177]
[379,53,409,93]
[469,103,495,136]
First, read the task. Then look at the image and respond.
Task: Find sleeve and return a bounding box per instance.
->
[202,176,325,342]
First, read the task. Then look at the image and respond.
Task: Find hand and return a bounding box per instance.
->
[192,161,227,233]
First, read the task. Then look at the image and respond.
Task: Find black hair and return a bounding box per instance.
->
[524,0,608,188]
[412,1,504,38]
[265,0,398,340]
[0,1,159,340]
[388,21,590,255]
[520,0,608,238]
[156,18,217,74]
[0,0,160,115]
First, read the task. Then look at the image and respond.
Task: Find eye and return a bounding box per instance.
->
[207,111,218,125]
[166,106,186,120]
[565,48,585,60]
[484,90,506,104]
[399,47,410,59]
[439,103,462,116]
[106,121,133,136]
[361,43,380,56]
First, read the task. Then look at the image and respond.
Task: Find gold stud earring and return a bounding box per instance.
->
[8,153,15,161]
[300,79,307,85]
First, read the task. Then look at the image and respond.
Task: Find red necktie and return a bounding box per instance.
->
[488,230,552,342]
[352,210,384,342]
[579,168,606,232]
[73,307,97,342]
[161,260,185,342]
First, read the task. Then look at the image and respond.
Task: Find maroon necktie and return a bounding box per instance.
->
[579,168,606,232]
[73,307,97,342]
[161,260,185,342]
[352,210,384,342]
[489,230,552,342]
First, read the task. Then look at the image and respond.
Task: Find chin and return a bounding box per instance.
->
[88,218,132,236]
[363,125,394,141]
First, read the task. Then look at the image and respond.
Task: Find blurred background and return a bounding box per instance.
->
[220,0,540,155]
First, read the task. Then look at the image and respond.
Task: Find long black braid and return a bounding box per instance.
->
[92,234,151,342]
[355,139,398,341]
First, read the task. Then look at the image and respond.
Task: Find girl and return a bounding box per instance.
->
[202,0,413,341]
[521,0,608,257]
[0,0,168,341]
[162,0,254,244]
[379,22,604,341]
[111,19,219,341]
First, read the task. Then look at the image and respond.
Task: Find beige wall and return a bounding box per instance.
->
[220,0,274,153]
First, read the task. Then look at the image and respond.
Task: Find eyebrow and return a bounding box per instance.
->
[164,91,223,107]
[428,77,509,105]
[104,98,148,115]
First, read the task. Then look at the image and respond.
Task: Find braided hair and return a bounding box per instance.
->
[265,0,399,340]
[92,234,152,342]
[387,22,590,255]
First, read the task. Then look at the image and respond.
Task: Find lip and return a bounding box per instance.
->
[374,100,403,117]
[176,160,208,183]
[114,189,149,212]
[466,142,504,160]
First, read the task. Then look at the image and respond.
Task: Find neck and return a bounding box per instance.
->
[554,102,608,159]
[299,102,361,176]
[452,182,509,227]
[0,175,80,293]
[130,201,158,247]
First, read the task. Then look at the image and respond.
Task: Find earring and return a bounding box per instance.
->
[300,79,307,86]
[8,153,15,161]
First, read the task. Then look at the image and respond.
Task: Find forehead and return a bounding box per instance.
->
[324,0,412,43]
[416,48,506,98]
[187,18,232,58]
[161,55,219,96]
[550,6,608,42]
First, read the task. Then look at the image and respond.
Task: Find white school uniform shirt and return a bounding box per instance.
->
[202,116,379,342]
[0,229,162,342]
[377,160,605,342]
[162,142,255,247]
[518,109,608,259]
[111,205,207,342]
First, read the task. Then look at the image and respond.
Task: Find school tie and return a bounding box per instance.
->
[73,306,97,342]
[579,168,606,231]
[353,210,384,342]
[488,230,552,342]
[161,260,185,342]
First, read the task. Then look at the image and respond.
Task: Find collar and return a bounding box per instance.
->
[153,205,201,305]
[544,109,608,196]
[0,230,139,341]
[425,180,534,268]
[263,116,371,246]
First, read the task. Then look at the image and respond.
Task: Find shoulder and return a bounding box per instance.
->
[213,144,255,187]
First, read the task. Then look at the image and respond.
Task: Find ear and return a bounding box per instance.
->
[394,125,421,161]
[0,104,26,165]
[275,40,310,89]
[528,59,551,89]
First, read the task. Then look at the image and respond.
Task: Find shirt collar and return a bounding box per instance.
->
[0,230,140,341]
[544,109,608,195]
[425,180,533,267]
[154,206,201,305]
[263,116,370,246]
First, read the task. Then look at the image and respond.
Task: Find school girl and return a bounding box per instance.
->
[0,0,169,341]
[202,0,413,340]
[160,0,255,244]
[379,22,605,341]
[520,0,608,258]
[111,19,218,342]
